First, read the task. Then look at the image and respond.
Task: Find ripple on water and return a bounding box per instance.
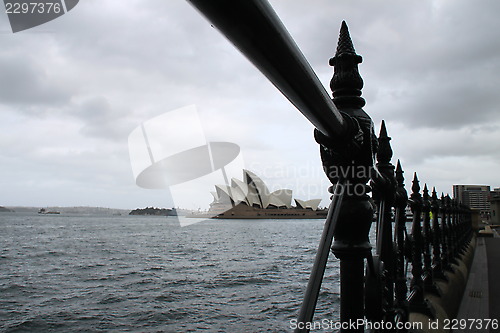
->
[1,215,346,332]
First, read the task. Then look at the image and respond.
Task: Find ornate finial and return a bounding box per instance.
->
[335,21,356,55]
[395,160,404,186]
[409,172,422,211]
[329,21,365,109]
[422,184,431,212]
[379,119,388,137]
[377,120,393,164]
[394,159,408,209]
[431,187,438,208]
[412,172,420,195]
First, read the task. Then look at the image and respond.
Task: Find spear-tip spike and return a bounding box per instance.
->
[423,184,429,199]
[396,159,402,171]
[379,120,388,138]
[395,159,404,185]
[412,172,420,194]
[329,20,365,108]
[376,120,393,164]
[335,20,356,56]
[431,187,439,210]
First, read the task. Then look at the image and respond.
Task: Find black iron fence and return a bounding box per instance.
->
[296,19,474,333]
[363,123,474,331]
[183,2,474,331]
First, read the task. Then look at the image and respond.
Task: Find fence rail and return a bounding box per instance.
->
[300,20,474,333]
[183,2,475,331]
[296,22,473,332]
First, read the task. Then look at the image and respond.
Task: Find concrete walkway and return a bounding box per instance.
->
[455,232,500,333]
[485,237,500,329]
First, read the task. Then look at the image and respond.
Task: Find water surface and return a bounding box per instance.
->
[1,213,346,332]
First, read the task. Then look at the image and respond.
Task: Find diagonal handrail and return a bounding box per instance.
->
[295,181,344,333]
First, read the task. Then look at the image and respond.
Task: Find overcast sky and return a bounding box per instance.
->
[1,0,499,210]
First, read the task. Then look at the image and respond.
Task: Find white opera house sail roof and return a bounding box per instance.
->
[210,169,322,211]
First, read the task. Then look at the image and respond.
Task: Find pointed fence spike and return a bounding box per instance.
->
[335,20,356,56]
[376,120,393,164]
[379,120,388,138]
[329,21,364,108]
[396,159,402,172]
[412,173,420,194]
[395,160,404,185]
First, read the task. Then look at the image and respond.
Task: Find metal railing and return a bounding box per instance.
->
[184,1,473,331]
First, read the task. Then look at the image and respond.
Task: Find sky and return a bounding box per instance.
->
[1,0,499,210]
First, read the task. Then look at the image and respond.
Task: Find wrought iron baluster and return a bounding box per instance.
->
[451,199,463,256]
[393,160,409,329]
[367,120,397,324]
[431,188,447,281]
[313,21,376,332]
[408,174,434,317]
[422,185,439,295]
[440,194,452,271]
[445,195,458,266]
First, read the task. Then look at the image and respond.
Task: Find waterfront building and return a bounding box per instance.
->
[453,184,491,216]
[489,188,500,224]
[201,169,325,219]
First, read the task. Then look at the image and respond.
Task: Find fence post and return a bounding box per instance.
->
[422,185,440,295]
[439,194,452,272]
[431,188,447,281]
[445,195,459,266]
[408,174,435,317]
[319,21,376,332]
[393,160,409,327]
[373,121,397,321]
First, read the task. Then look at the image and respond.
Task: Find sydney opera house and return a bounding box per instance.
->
[202,169,326,219]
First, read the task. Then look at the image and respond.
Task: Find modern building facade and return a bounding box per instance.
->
[453,184,491,215]
[489,188,500,224]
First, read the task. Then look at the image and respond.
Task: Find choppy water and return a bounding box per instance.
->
[0,213,349,332]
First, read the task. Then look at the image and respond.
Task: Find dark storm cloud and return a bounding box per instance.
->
[74,96,135,139]
[1,0,500,208]
[353,0,500,130]
[266,0,500,132]
[0,53,73,108]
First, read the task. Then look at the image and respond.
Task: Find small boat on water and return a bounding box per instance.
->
[38,208,61,214]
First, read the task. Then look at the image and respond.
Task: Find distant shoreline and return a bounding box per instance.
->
[1,206,131,215]
[1,206,194,216]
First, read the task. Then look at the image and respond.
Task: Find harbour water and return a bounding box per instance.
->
[1,213,348,332]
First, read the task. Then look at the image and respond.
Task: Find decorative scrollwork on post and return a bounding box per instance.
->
[315,21,377,332]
